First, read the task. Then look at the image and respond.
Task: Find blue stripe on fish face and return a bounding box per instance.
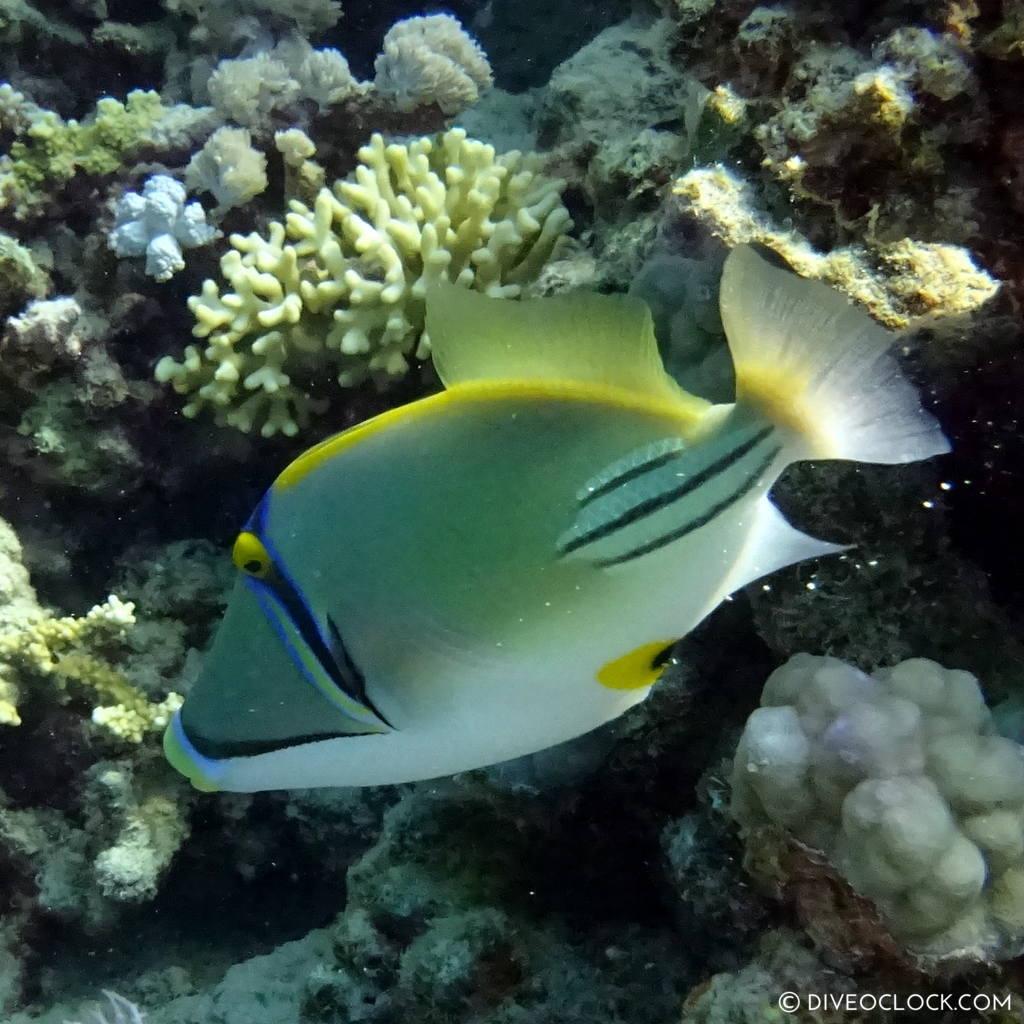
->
[240,527,392,732]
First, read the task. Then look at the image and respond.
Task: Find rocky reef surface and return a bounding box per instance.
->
[1,1,1023,1021]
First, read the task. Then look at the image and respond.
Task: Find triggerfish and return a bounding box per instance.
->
[165,245,949,792]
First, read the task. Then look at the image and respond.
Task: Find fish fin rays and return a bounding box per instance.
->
[718,498,848,598]
[720,245,950,466]
[424,279,711,417]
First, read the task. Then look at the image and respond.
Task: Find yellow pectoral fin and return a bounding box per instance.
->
[597,640,677,690]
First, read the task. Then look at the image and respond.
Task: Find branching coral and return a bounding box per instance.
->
[0,529,183,745]
[156,128,572,436]
[0,595,182,742]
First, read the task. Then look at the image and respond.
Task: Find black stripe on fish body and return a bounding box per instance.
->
[578,440,687,508]
[326,615,394,729]
[262,561,390,728]
[594,444,782,568]
[560,425,775,556]
[200,728,379,760]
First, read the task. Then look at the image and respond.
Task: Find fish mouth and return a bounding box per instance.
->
[164,709,377,791]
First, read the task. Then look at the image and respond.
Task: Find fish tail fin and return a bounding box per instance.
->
[719,245,950,465]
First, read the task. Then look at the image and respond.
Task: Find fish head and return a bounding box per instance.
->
[164,528,390,792]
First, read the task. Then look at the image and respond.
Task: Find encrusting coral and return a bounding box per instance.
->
[0,88,216,221]
[672,164,999,336]
[156,128,573,436]
[732,654,1024,963]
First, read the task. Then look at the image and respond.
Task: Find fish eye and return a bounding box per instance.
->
[232,531,272,579]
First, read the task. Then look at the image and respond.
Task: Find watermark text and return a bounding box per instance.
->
[778,991,1011,1014]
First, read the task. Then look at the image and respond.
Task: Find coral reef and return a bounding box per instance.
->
[536,18,696,287]
[0,90,216,222]
[65,990,144,1024]
[3,0,1024,1021]
[680,928,855,1024]
[157,128,572,436]
[672,164,999,336]
[732,654,1024,963]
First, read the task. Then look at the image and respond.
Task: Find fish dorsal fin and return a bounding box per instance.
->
[424,280,711,417]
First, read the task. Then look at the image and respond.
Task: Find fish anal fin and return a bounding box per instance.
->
[720,497,848,597]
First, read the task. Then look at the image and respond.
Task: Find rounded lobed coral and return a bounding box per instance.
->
[373,14,493,115]
[156,128,573,437]
[731,653,1024,963]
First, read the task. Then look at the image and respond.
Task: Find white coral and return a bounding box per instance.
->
[374,14,492,115]
[108,175,218,282]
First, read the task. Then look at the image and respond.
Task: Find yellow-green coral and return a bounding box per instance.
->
[0,89,207,220]
[673,164,999,332]
[156,128,573,437]
[0,595,182,743]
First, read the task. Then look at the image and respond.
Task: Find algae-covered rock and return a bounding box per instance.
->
[0,232,48,318]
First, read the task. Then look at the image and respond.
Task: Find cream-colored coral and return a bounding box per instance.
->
[672,164,999,331]
[207,51,300,127]
[732,655,1024,960]
[374,14,492,115]
[157,128,572,436]
[0,594,182,743]
[274,128,324,203]
[206,37,368,128]
[186,126,268,215]
[88,762,191,901]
